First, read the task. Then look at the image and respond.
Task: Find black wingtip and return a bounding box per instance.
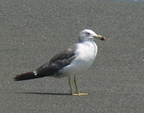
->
[14,72,35,81]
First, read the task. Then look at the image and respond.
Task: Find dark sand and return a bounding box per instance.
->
[0,0,144,113]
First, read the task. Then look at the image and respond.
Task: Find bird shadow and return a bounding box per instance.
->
[15,91,71,96]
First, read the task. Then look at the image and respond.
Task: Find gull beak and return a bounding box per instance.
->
[95,35,106,41]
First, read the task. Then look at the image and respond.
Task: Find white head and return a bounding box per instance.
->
[79,29,106,42]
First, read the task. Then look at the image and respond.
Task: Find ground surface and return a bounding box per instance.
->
[0,0,144,113]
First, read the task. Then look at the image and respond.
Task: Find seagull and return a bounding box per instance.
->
[14,29,106,96]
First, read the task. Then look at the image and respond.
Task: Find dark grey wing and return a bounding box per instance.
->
[35,45,77,77]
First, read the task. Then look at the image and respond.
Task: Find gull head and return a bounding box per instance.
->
[79,29,106,42]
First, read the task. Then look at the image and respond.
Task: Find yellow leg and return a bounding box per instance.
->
[68,76,73,95]
[68,76,88,96]
[73,75,88,96]
[74,75,80,94]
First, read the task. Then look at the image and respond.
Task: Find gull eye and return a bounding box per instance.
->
[86,32,90,36]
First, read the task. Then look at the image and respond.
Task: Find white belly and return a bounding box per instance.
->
[61,41,97,76]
